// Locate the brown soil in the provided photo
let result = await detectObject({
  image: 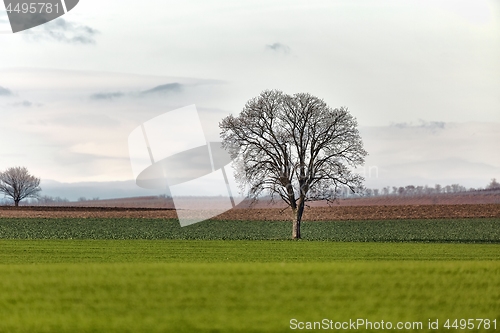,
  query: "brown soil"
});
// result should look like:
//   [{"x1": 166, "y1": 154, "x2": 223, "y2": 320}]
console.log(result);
[
  {"x1": 0, "y1": 206, "x2": 178, "y2": 219},
  {"x1": 1, "y1": 204, "x2": 499, "y2": 220},
  {"x1": 218, "y1": 204, "x2": 500, "y2": 221}
]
